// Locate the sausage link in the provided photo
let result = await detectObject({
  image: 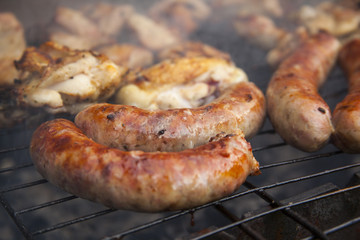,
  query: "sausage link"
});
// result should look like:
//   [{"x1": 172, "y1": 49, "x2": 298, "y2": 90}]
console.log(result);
[
  {"x1": 30, "y1": 119, "x2": 260, "y2": 212},
  {"x1": 75, "y1": 81, "x2": 265, "y2": 152},
  {"x1": 266, "y1": 32, "x2": 340, "y2": 152},
  {"x1": 332, "y1": 39, "x2": 360, "y2": 153}
]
